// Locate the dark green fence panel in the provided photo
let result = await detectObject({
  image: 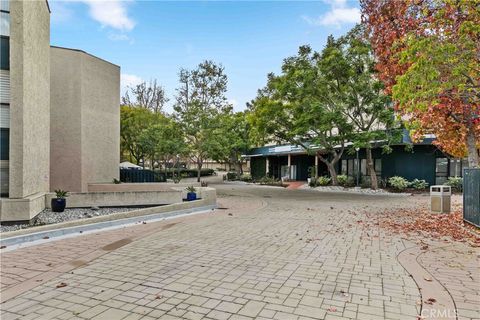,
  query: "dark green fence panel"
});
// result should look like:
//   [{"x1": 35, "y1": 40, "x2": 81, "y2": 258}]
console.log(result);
[
  {"x1": 463, "y1": 168, "x2": 480, "y2": 227},
  {"x1": 120, "y1": 169, "x2": 166, "y2": 183}
]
